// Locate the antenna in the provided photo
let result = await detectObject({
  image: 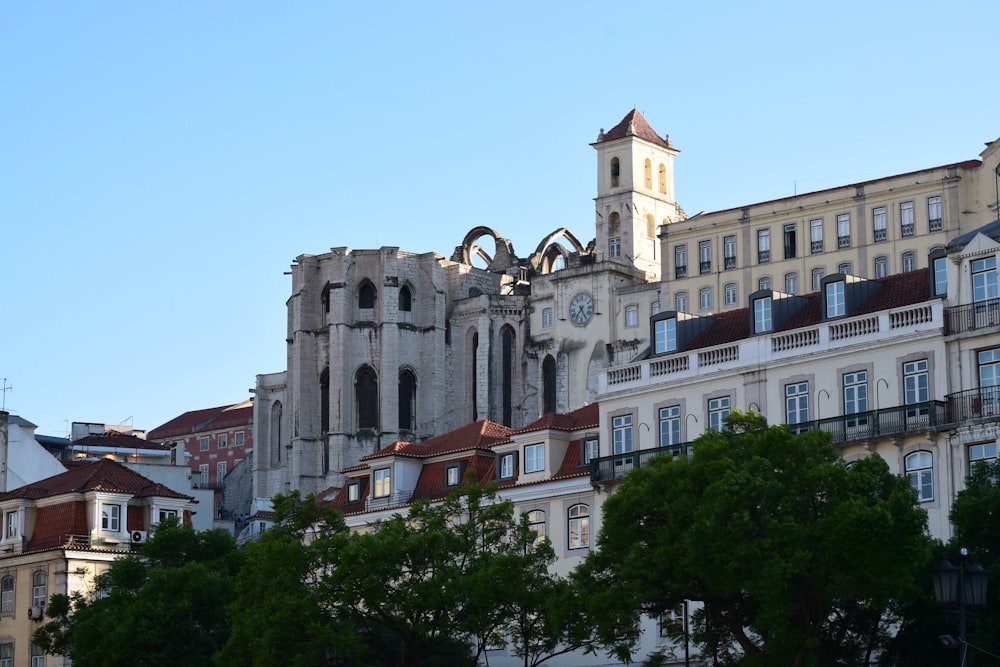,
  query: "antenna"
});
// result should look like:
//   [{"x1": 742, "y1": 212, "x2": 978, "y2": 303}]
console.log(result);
[{"x1": 1, "y1": 378, "x2": 11, "y2": 411}]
